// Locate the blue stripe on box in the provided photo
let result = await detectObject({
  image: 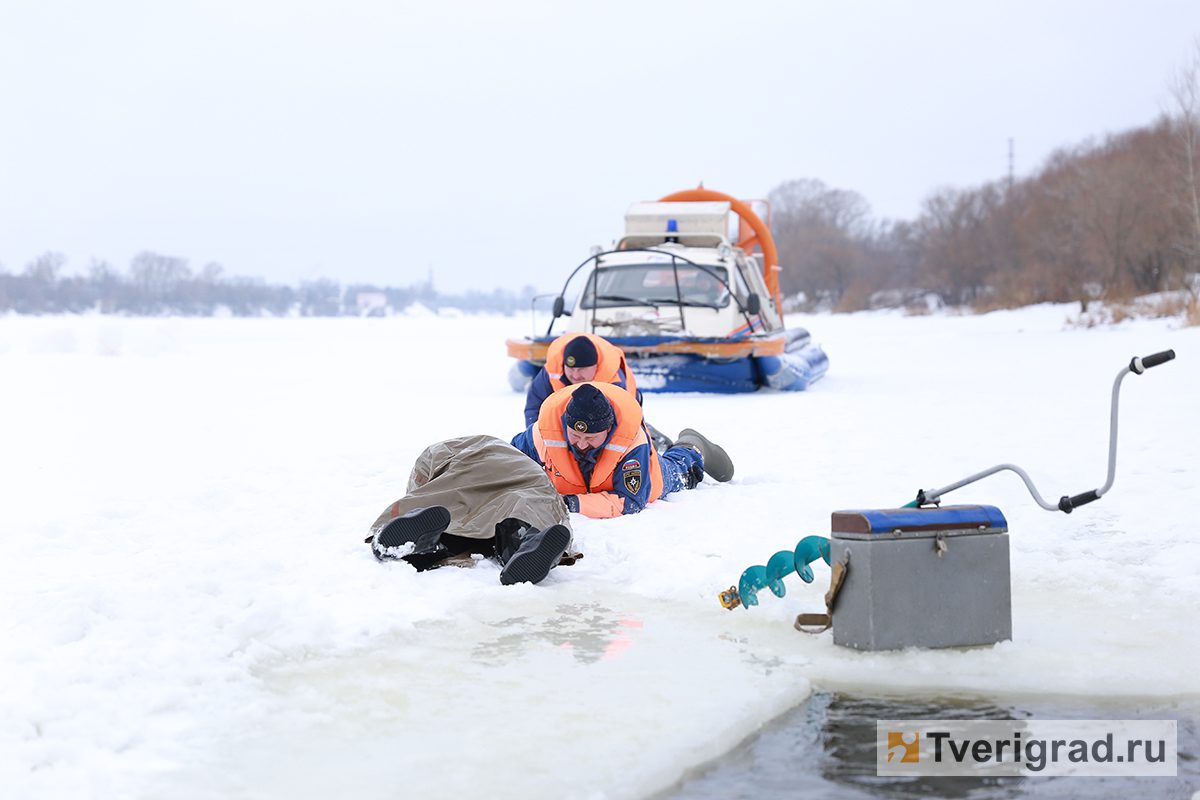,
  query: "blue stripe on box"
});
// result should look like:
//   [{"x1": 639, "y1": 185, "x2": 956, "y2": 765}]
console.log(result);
[{"x1": 834, "y1": 505, "x2": 1007, "y2": 534}]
